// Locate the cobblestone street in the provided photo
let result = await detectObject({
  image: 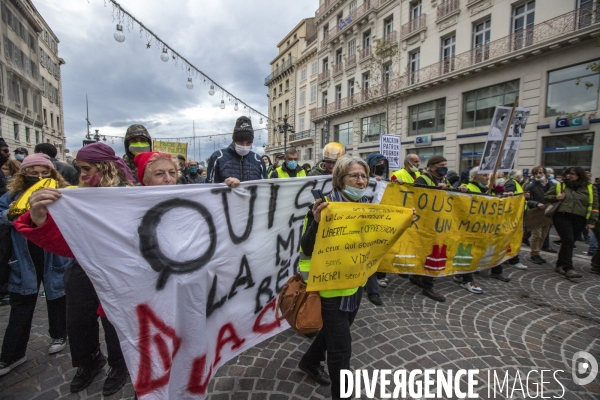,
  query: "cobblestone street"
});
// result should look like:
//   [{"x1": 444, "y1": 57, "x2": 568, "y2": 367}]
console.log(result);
[{"x1": 1, "y1": 247, "x2": 599, "y2": 400}]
